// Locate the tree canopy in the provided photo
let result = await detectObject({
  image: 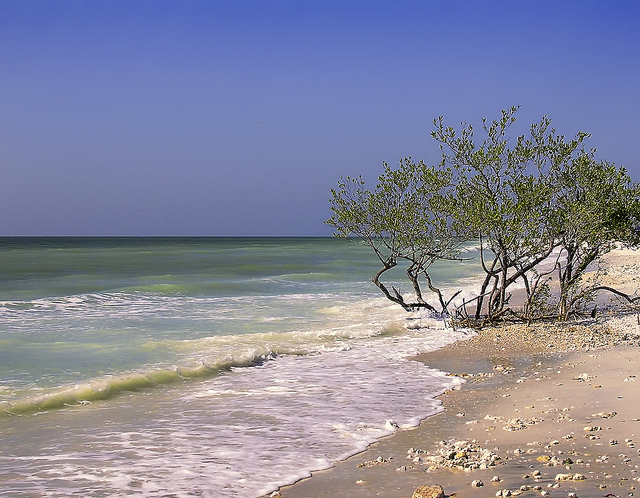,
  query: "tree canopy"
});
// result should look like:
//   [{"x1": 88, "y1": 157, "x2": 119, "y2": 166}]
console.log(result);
[
  {"x1": 327, "y1": 107, "x2": 640, "y2": 323},
  {"x1": 327, "y1": 158, "x2": 468, "y2": 312}
]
